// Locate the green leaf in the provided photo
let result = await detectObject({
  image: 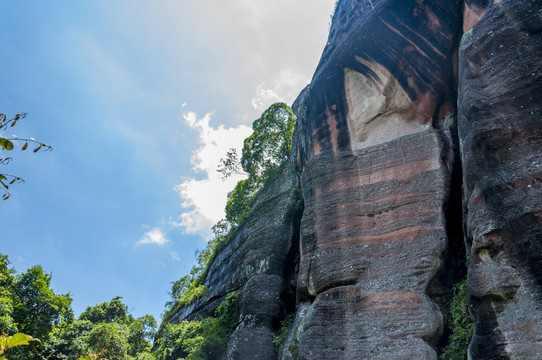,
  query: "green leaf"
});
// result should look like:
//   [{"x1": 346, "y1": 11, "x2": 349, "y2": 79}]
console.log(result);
[
  {"x1": 7, "y1": 333, "x2": 39, "y2": 348},
  {"x1": 0, "y1": 138, "x2": 14, "y2": 151}
]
